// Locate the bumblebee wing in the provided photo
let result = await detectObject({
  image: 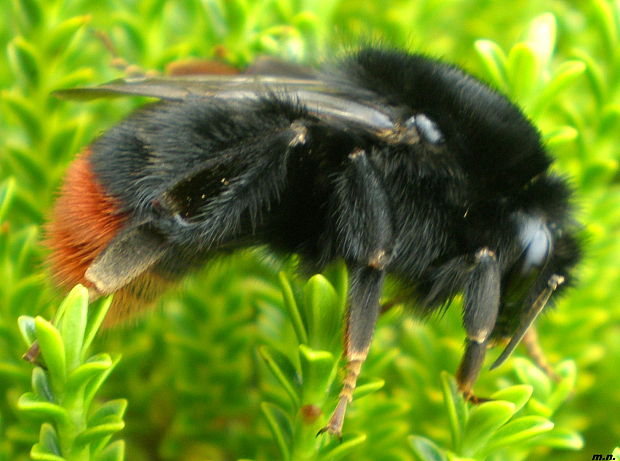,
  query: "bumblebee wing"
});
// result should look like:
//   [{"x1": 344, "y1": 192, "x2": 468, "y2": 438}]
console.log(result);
[
  {"x1": 53, "y1": 75, "x2": 328, "y2": 100},
  {"x1": 55, "y1": 75, "x2": 399, "y2": 139}
]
